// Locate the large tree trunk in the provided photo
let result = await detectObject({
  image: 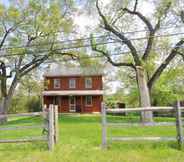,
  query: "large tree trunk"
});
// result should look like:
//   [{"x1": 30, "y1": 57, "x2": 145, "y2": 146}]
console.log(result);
[
  {"x1": 0, "y1": 77, "x2": 18, "y2": 124},
  {"x1": 136, "y1": 66, "x2": 153, "y2": 123},
  {"x1": 0, "y1": 97, "x2": 9, "y2": 124}
]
